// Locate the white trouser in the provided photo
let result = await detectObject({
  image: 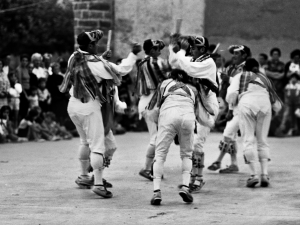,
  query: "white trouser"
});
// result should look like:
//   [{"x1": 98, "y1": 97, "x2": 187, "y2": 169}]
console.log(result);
[
  {"x1": 223, "y1": 109, "x2": 239, "y2": 141},
  {"x1": 155, "y1": 106, "x2": 195, "y2": 162},
  {"x1": 238, "y1": 96, "x2": 271, "y2": 162},
  {"x1": 104, "y1": 130, "x2": 117, "y2": 159},
  {"x1": 194, "y1": 123, "x2": 210, "y2": 153},
  {"x1": 68, "y1": 97, "x2": 105, "y2": 154}
]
